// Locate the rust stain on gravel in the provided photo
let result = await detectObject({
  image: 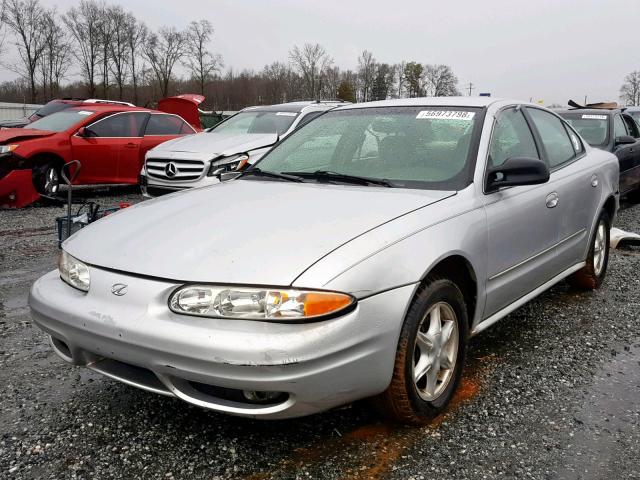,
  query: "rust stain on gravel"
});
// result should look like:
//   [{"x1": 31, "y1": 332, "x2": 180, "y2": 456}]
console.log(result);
[{"x1": 245, "y1": 359, "x2": 494, "y2": 480}]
